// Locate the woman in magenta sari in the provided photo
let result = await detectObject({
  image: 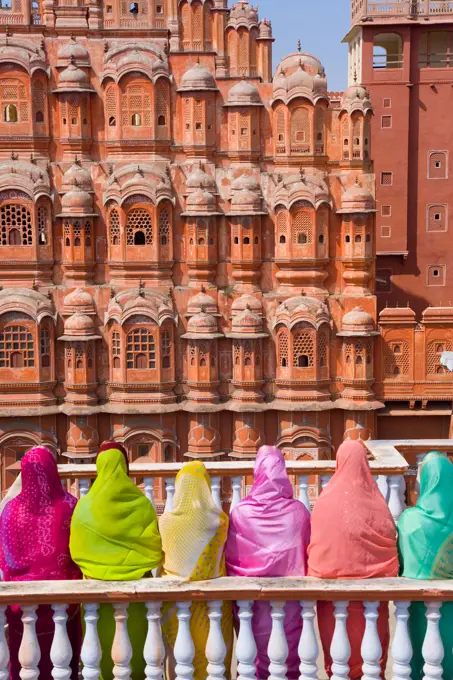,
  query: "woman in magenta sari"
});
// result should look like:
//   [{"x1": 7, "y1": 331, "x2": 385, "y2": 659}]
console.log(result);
[
  {"x1": 0, "y1": 446, "x2": 82, "y2": 680},
  {"x1": 225, "y1": 445, "x2": 311, "y2": 680}
]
